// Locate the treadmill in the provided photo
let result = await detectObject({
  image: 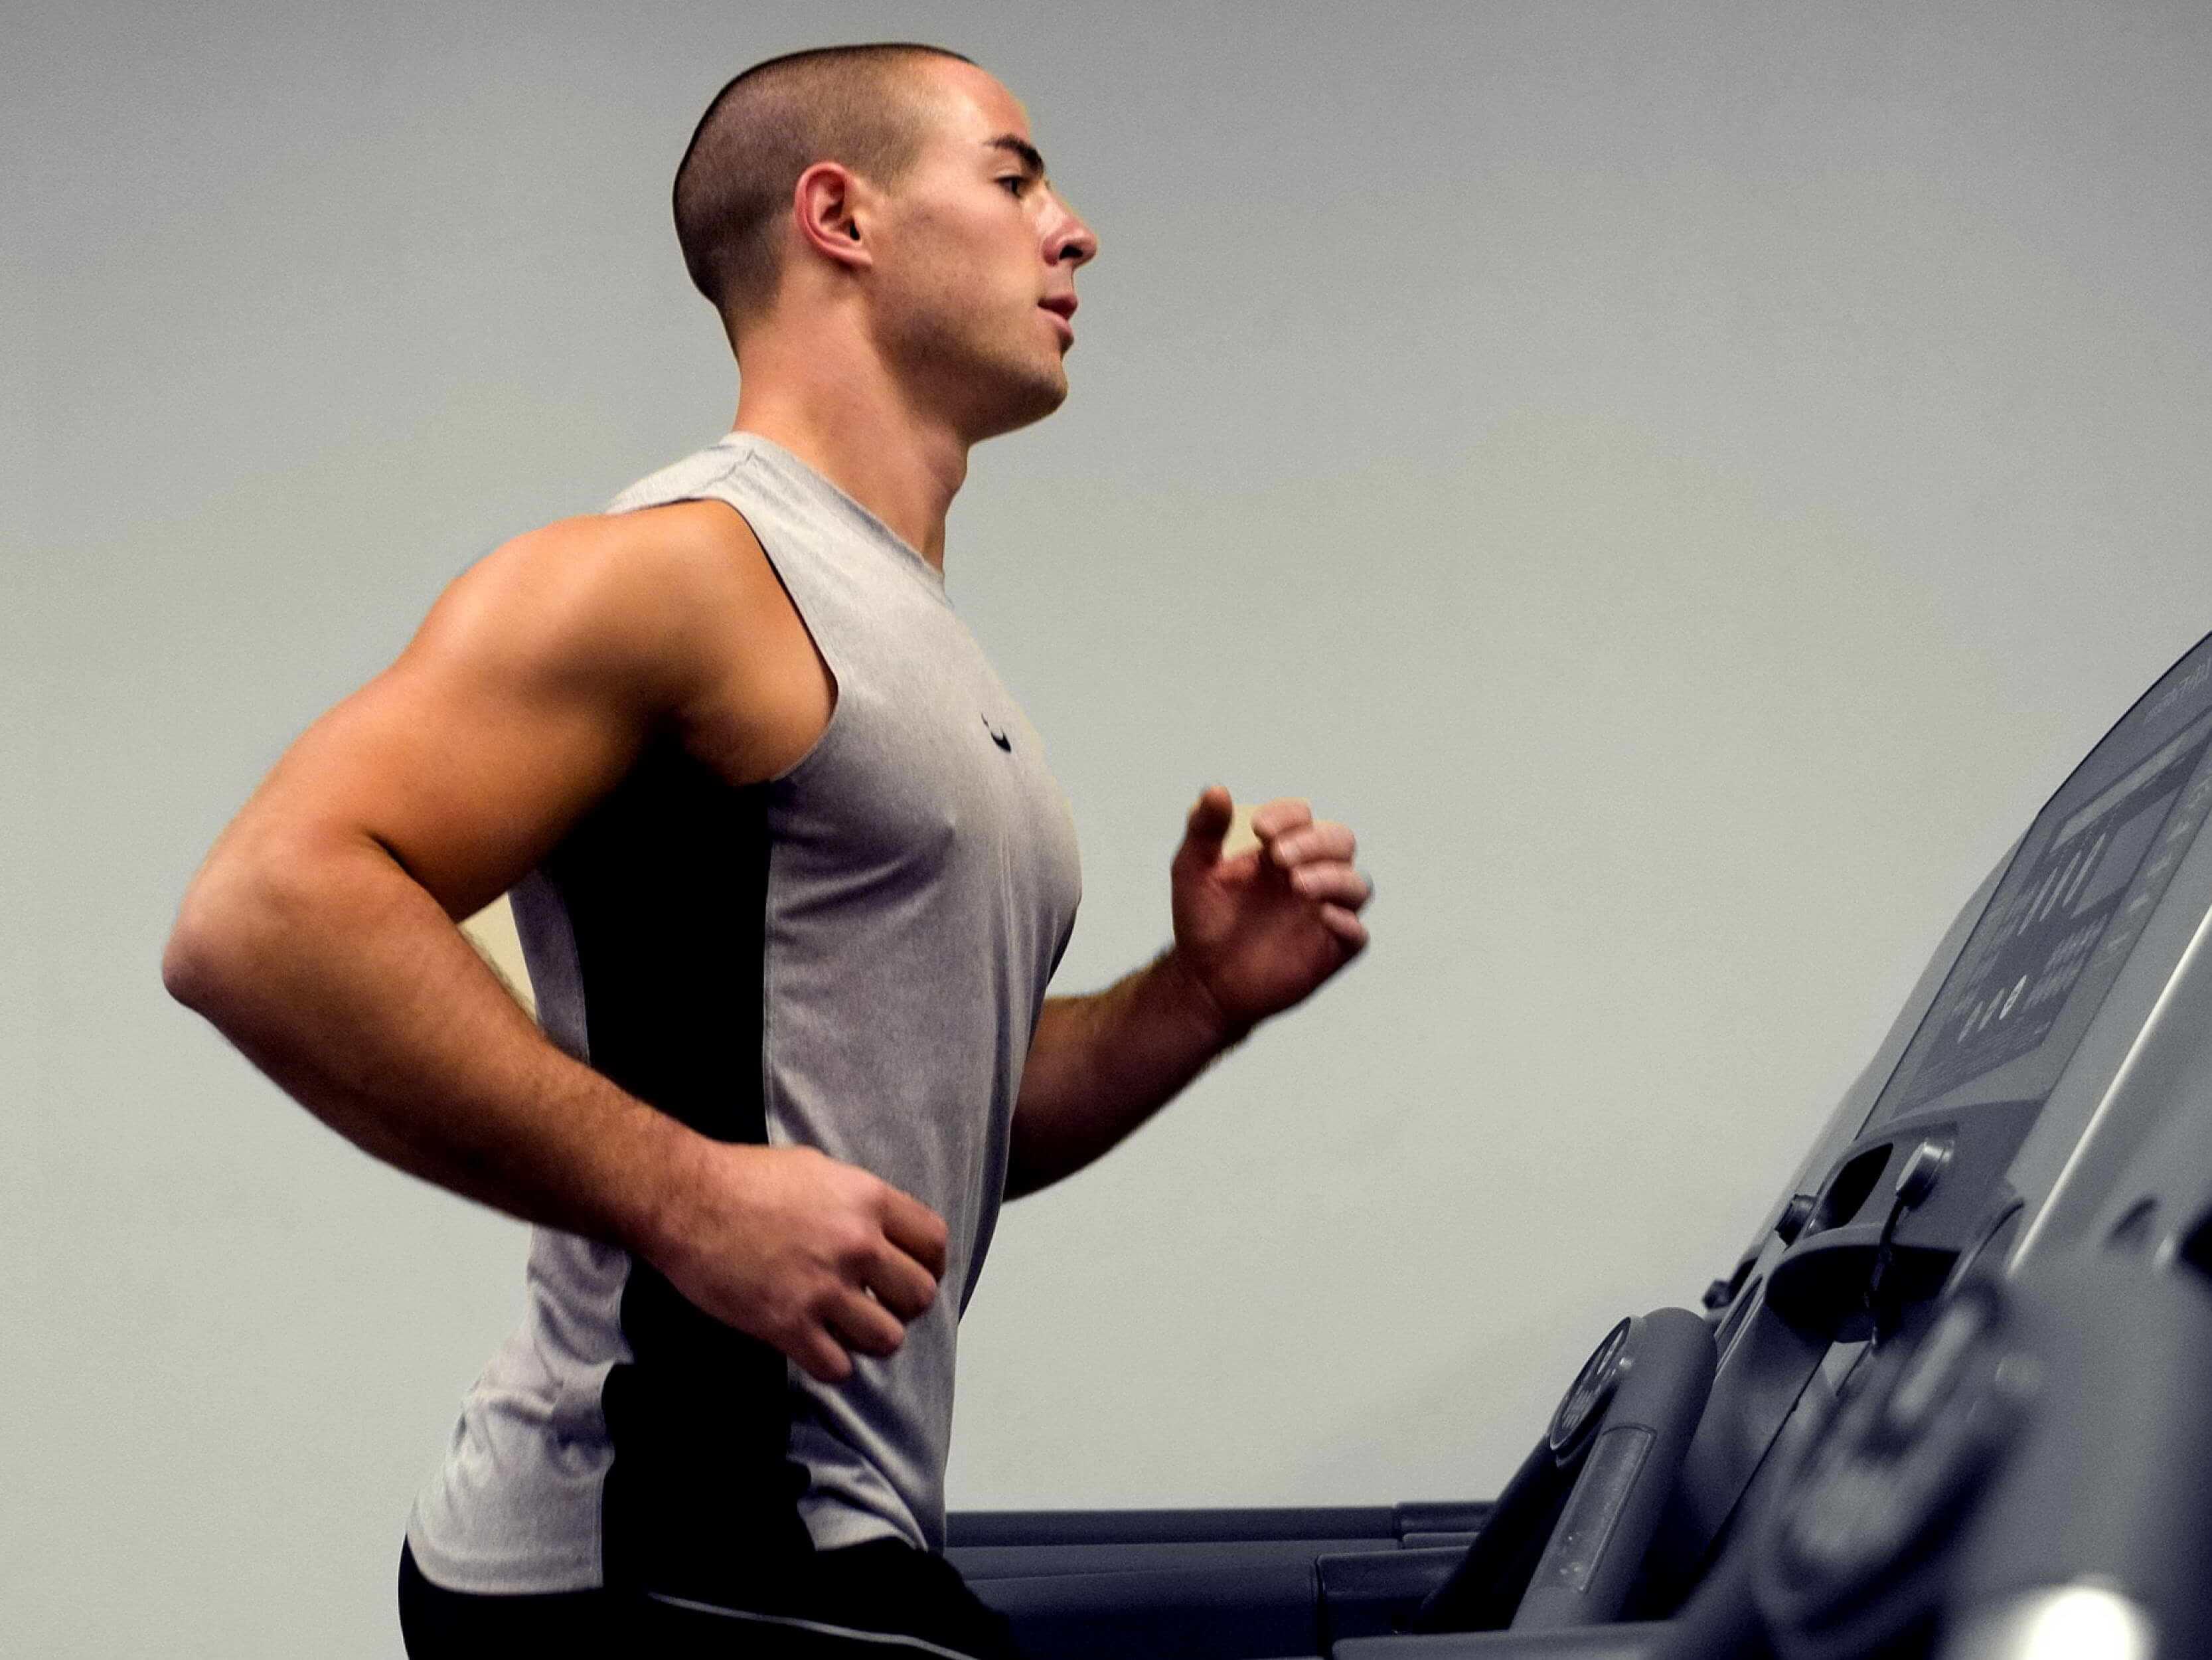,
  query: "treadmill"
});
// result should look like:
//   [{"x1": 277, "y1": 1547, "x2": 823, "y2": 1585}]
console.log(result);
[{"x1": 949, "y1": 629, "x2": 2212, "y2": 1659}]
